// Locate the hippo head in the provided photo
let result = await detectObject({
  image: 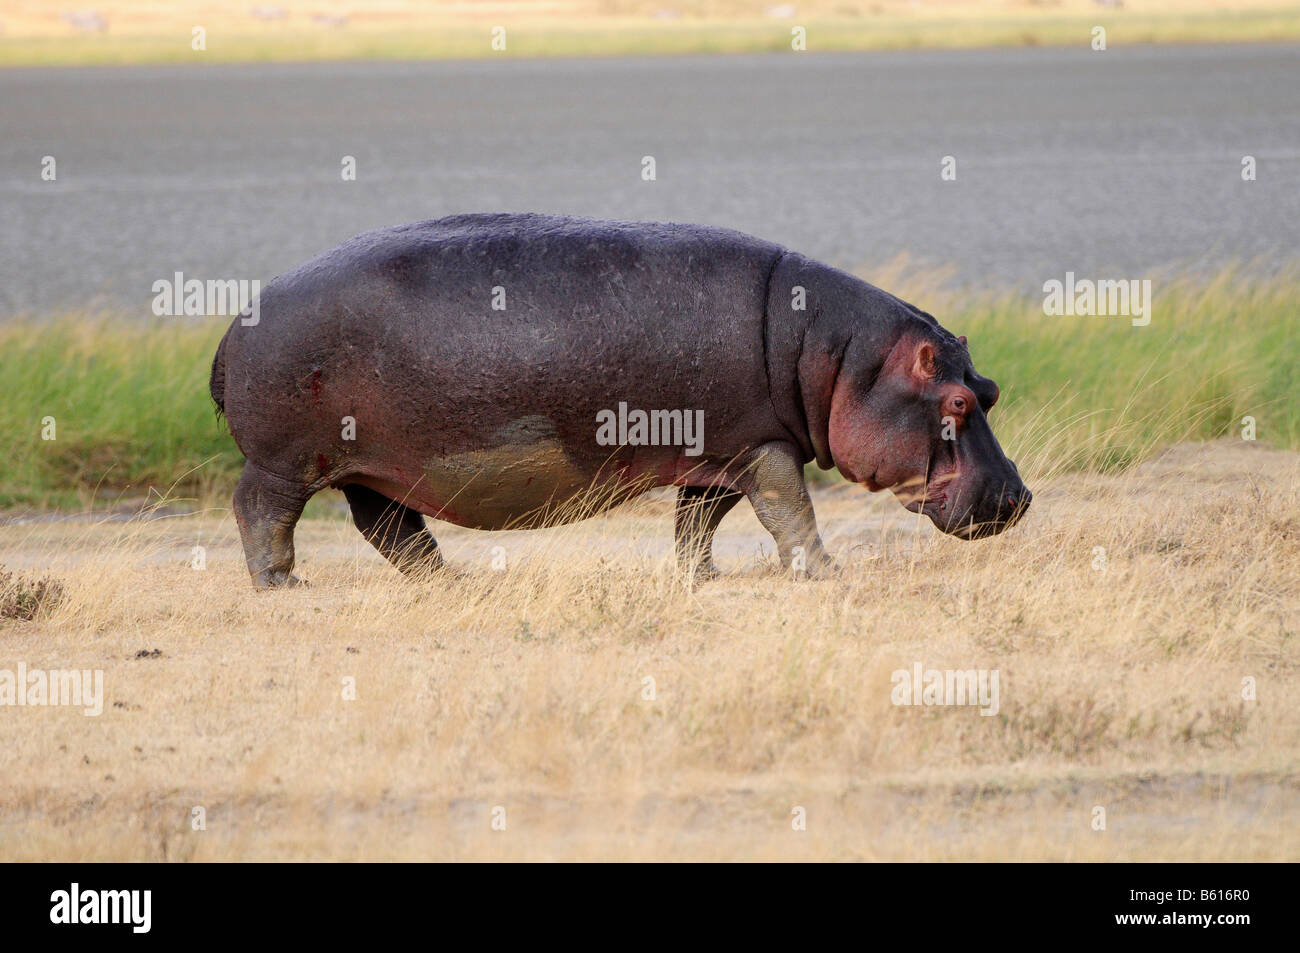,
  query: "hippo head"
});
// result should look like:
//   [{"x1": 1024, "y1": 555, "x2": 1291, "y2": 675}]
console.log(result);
[{"x1": 826, "y1": 324, "x2": 1031, "y2": 539}]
